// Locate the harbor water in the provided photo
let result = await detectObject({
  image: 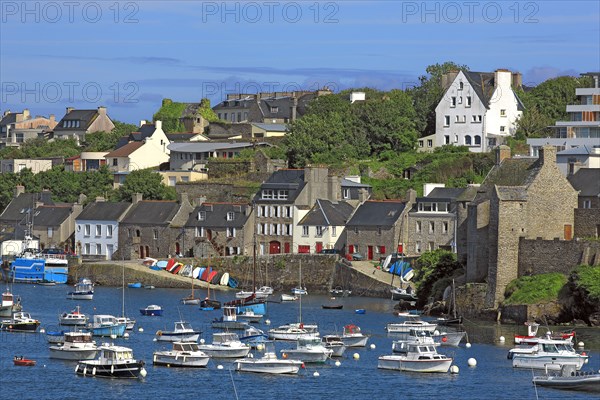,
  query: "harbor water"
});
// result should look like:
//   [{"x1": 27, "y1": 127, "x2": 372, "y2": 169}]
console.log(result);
[{"x1": 0, "y1": 283, "x2": 598, "y2": 399}]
